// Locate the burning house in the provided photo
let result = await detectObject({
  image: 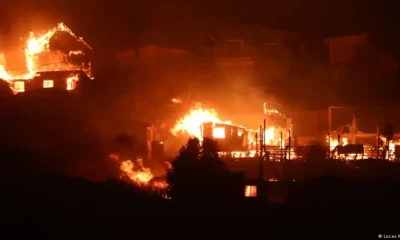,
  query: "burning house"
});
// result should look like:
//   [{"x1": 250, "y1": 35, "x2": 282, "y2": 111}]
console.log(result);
[
  {"x1": 169, "y1": 101, "x2": 294, "y2": 160},
  {"x1": 201, "y1": 122, "x2": 249, "y2": 153},
  {"x1": 11, "y1": 70, "x2": 89, "y2": 93},
  {"x1": 0, "y1": 23, "x2": 93, "y2": 94}
]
